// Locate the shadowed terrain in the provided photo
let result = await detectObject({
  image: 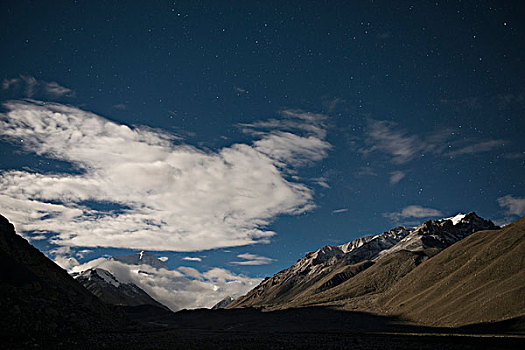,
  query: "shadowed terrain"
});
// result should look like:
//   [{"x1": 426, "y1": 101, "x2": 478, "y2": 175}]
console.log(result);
[{"x1": 1, "y1": 214, "x2": 524, "y2": 349}]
